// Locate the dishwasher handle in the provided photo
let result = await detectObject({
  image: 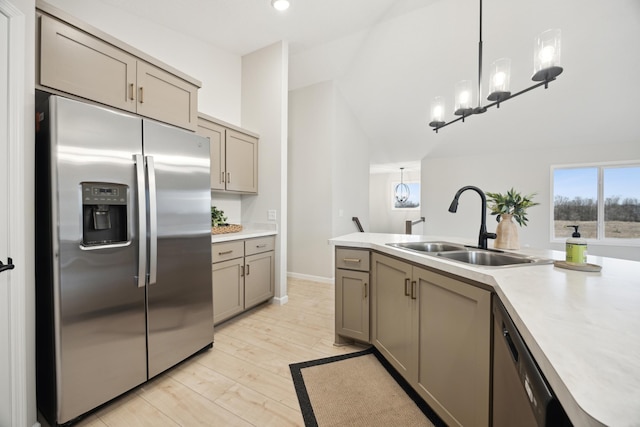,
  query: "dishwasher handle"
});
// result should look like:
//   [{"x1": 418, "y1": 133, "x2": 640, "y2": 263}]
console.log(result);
[{"x1": 502, "y1": 324, "x2": 519, "y2": 363}]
